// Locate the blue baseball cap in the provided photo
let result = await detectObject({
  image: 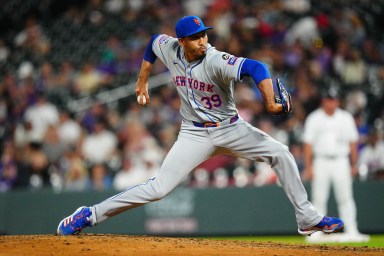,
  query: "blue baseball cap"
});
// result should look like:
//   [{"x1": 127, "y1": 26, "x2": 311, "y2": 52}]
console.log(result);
[{"x1": 175, "y1": 16, "x2": 213, "y2": 38}]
